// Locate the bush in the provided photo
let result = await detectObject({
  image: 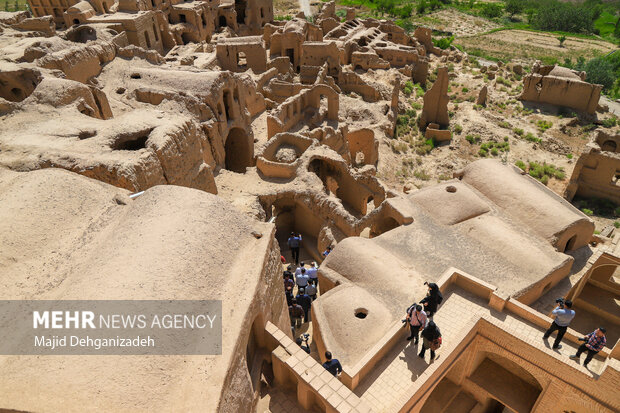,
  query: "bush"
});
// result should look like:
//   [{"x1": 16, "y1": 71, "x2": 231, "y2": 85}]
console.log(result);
[
  {"x1": 581, "y1": 208, "x2": 594, "y2": 216},
  {"x1": 453, "y1": 124, "x2": 463, "y2": 134},
  {"x1": 499, "y1": 121, "x2": 511, "y2": 129},
  {"x1": 602, "y1": 117, "x2": 618, "y2": 128},
  {"x1": 478, "y1": 148, "x2": 488, "y2": 157},
  {"x1": 515, "y1": 160, "x2": 526, "y2": 171},
  {"x1": 584, "y1": 57, "x2": 616, "y2": 91},
  {"x1": 513, "y1": 127, "x2": 524, "y2": 136},
  {"x1": 417, "y1": 0, "x2": 427, "y2": 14},
  {"x1": 433, "y1": 36, "x2": 455, "y2": 50},
  {"x1": 524, "y1": 132, "x2": 541, "y2": 143},
  {"x1": 531, "y1": 1, "x2": 596, "y2": 33},
  {"x1": 480, "y1": 3, "x2": 503, "y2": 18},
  {"x1": 403, "y1": 80, "x2": 414, "y2": 95},
  {"x1": 505, "y1": 0, "x2": 524, "y2": 18},
  {"x1": 536, "y1": 120, "x2": 553, "y2": 132},
  {"x1": 615, "y1": 221, "x2": 620, "y2": 229}
]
